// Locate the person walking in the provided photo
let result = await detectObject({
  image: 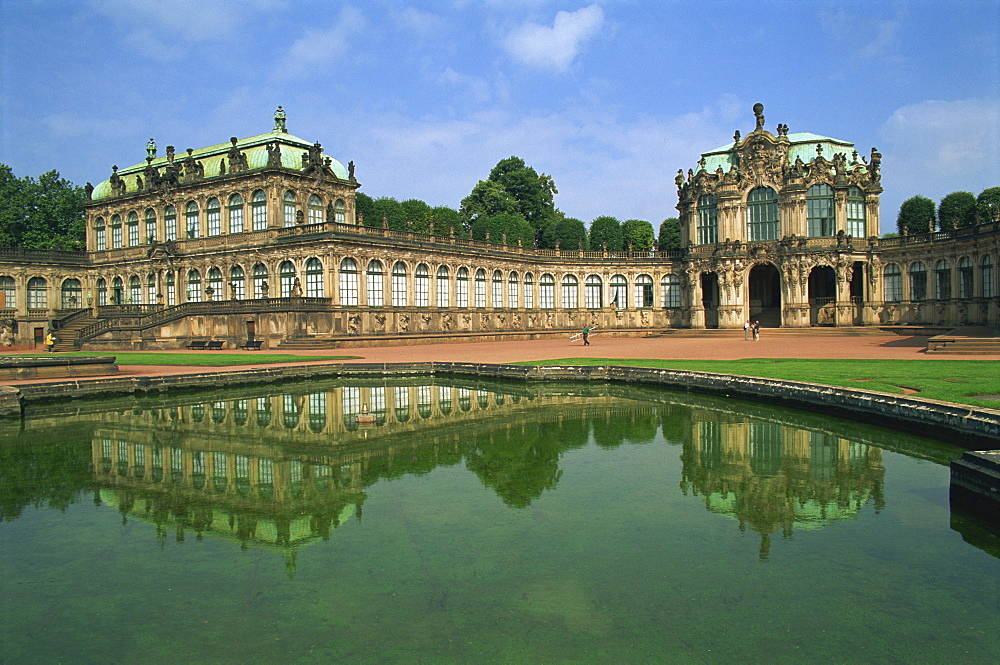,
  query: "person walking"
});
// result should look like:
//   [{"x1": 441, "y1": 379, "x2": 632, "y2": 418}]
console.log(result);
[
  {"x1": 45, "y1": 331, "x2": 56, "y2": 352},
  {"x1": 582, "y1": 326, "x2": 591, "y2": 346},
  {"x1": 744, "y1": 320, "x2": 750, "y2": 340},
  {"x1": 752, "y1": 321, "x2": 760, "y2": 341}
]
